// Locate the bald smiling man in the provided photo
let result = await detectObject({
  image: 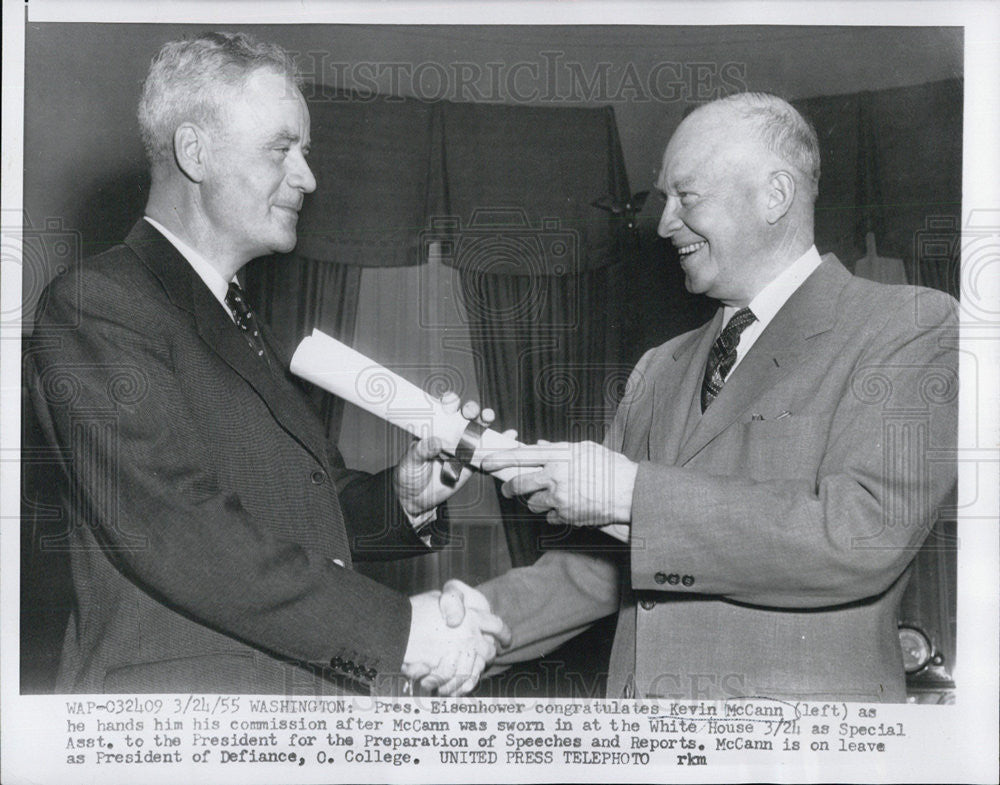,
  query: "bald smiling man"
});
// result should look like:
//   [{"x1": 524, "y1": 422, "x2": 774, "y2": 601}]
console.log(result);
[{"x1": 465, "y1": 93, "x2": 958, "y2": 703}]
